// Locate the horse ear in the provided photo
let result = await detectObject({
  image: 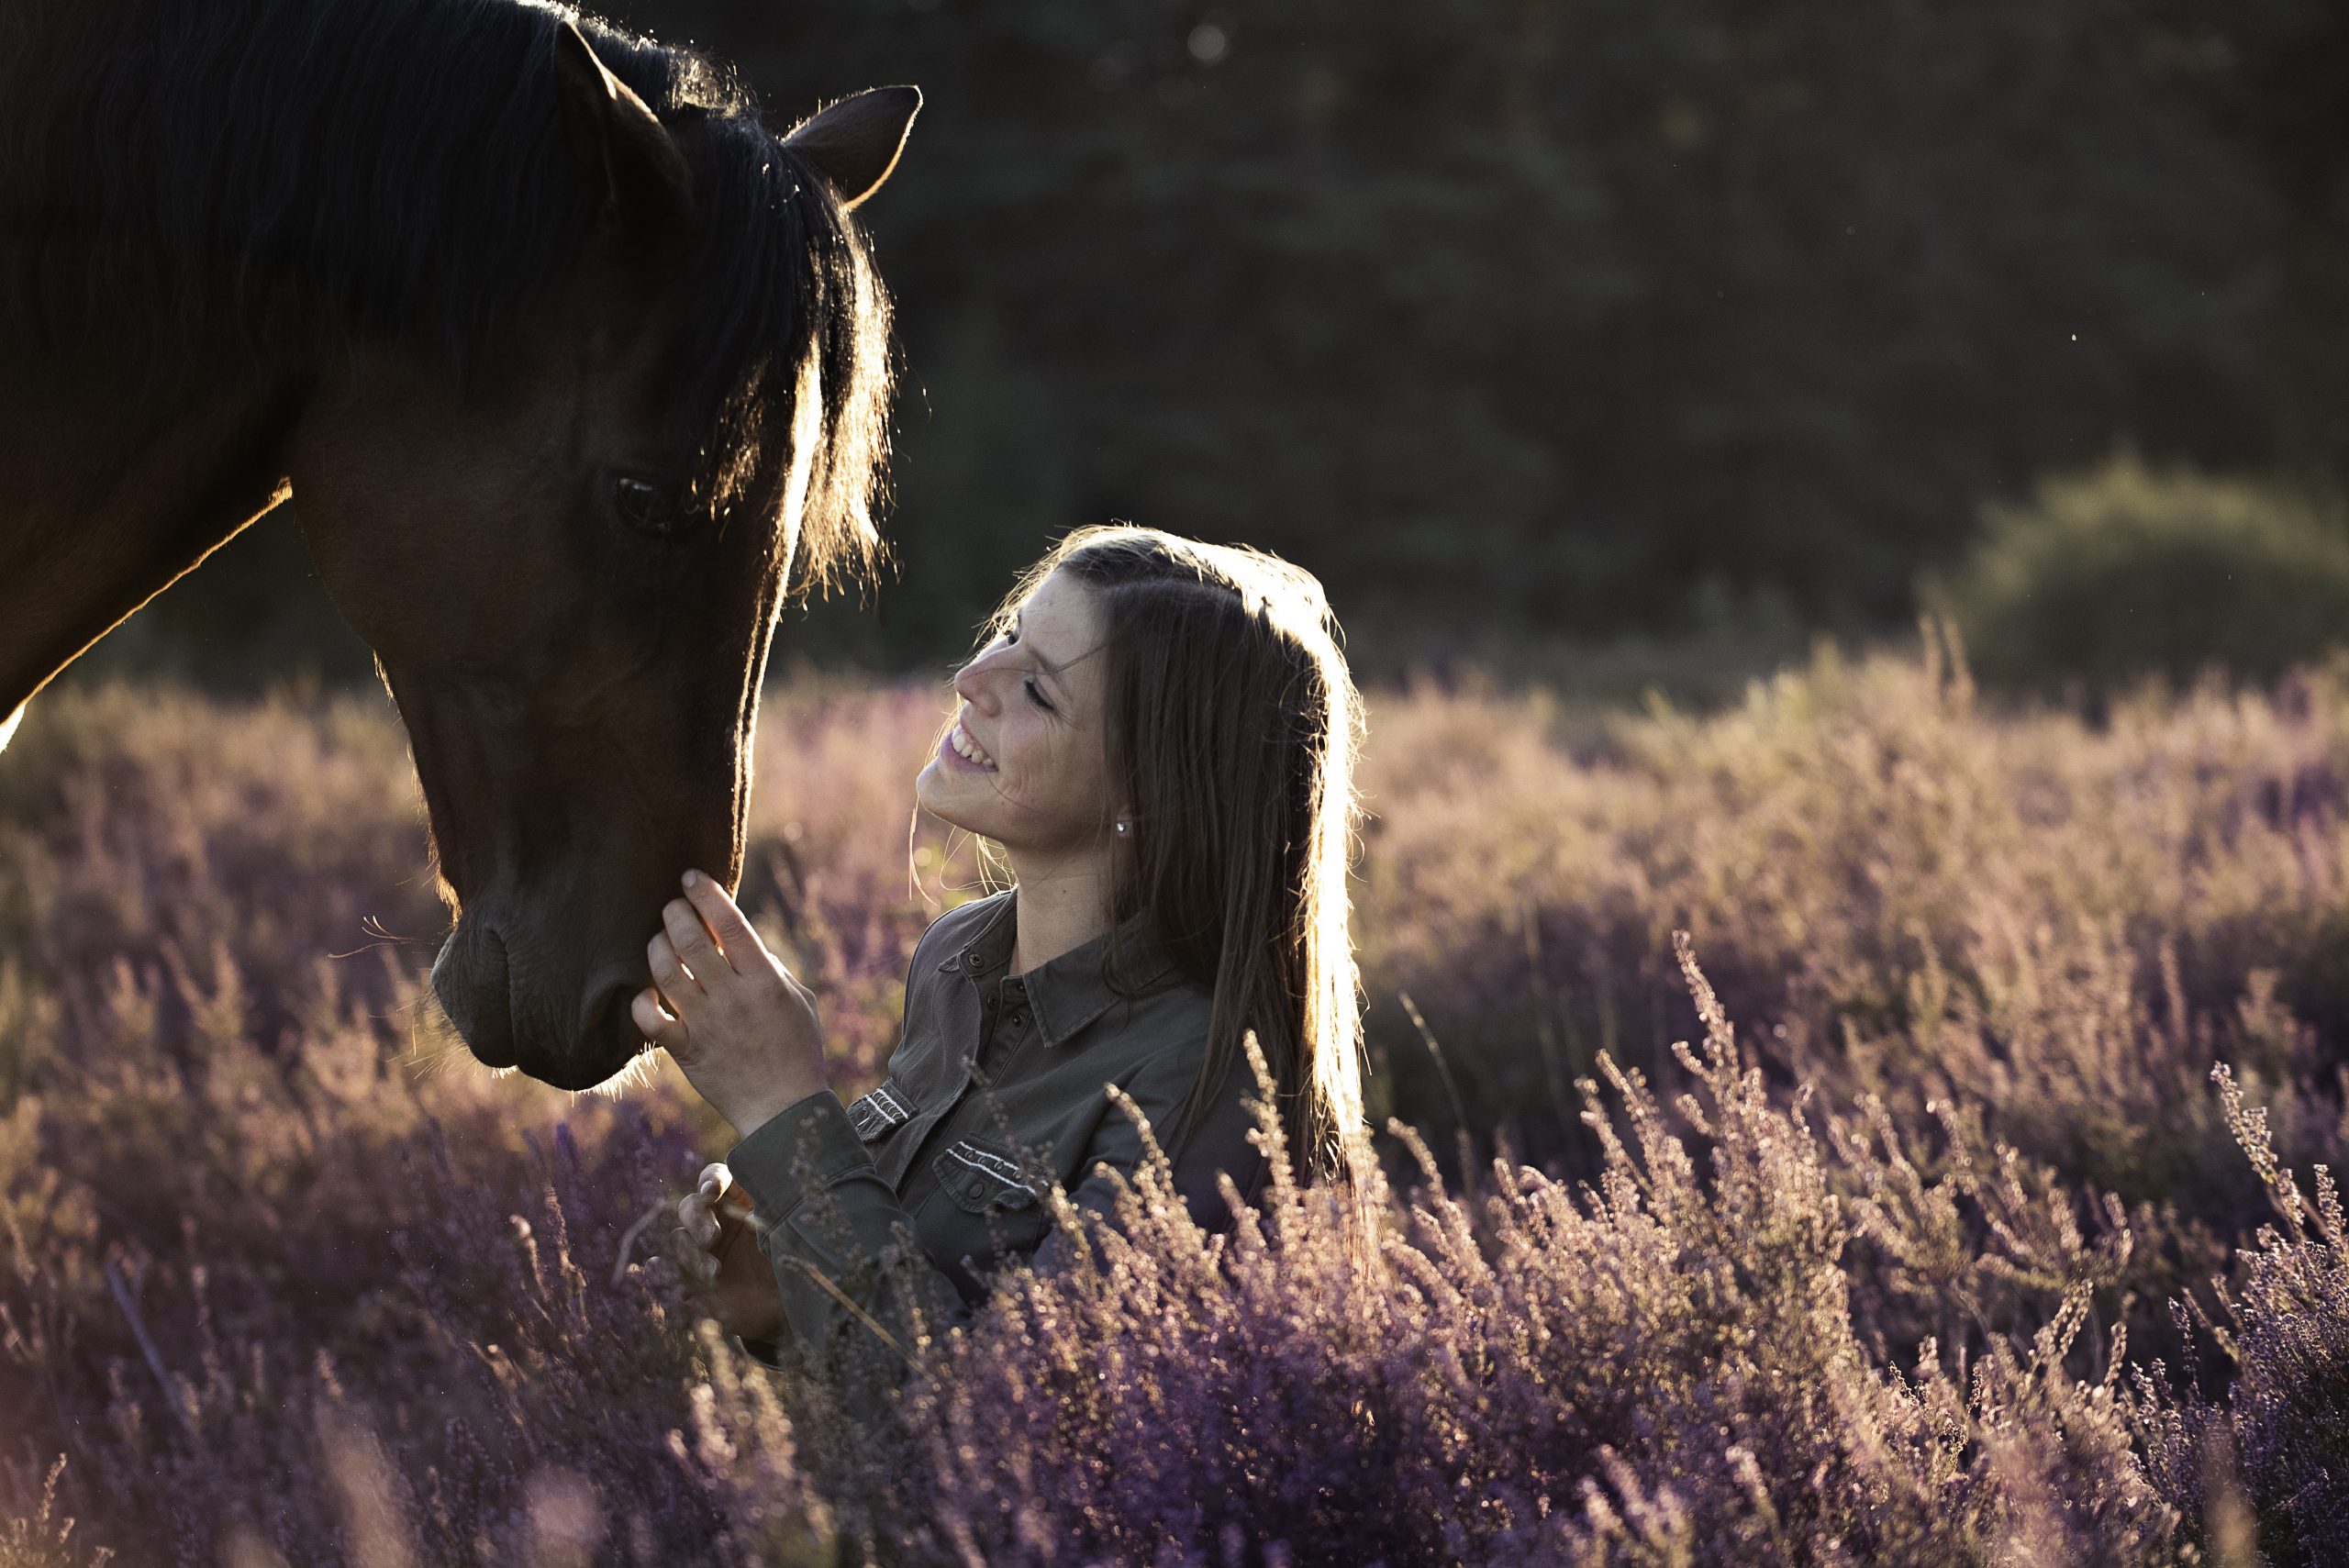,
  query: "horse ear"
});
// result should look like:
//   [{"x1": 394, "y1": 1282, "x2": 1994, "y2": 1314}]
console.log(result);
[
  {"x1": 781, "y1": 86, "x2": 922, "y2": 211},
  {"x1": 551, "y1": 20, "x2": 694, "y2": 241}
]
